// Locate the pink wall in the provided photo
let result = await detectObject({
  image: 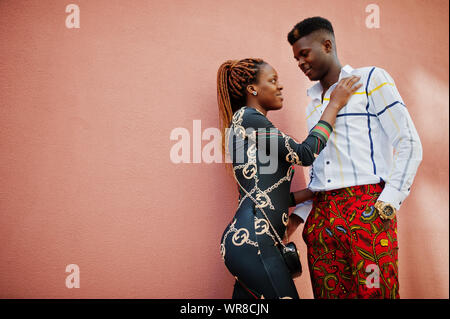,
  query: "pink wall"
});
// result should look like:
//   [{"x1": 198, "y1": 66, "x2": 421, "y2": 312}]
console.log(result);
[{"x1": 0, "y1": 0, "x2": 448, "y2": 298}]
